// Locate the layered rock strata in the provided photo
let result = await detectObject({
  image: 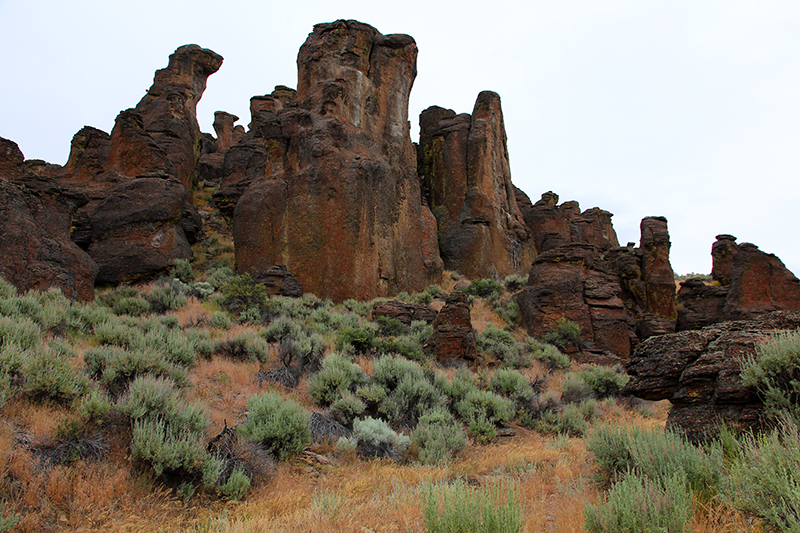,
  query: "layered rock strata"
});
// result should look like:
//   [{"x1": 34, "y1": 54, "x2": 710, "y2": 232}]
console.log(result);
[
  {"x1": 418, "y1": 94, "x2": 534, "y2": 280},
  {"x1": 516, "y1": 216, "x2": 677, "y2": 360},
  {"x1": 423, "y1": 292, "x2": 479, "y2": 364},
  {"x1": 624, "y1": 311, "x2": 800, "y2": 442}
]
